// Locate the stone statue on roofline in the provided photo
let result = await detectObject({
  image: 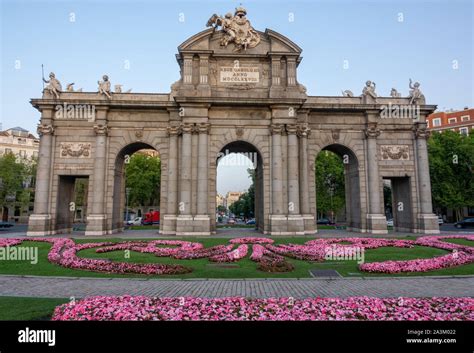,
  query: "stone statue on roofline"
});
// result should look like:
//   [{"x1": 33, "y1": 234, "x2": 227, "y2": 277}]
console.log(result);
[
  {"x1": 362, "y1": 80, "x2": 377, "y2": 99},
  {"x1": 98, "y1": 75, "x2": 112, "y2": 99},
  {"x1": 390, "y1": 88, "x2": 401, "y2": 97},
  {"x1": 408, "y1": 79, "x2": 425, "y2": 105},
  {"x1": 43, "y1": 72, "x2": 62, "y2": 99}
]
